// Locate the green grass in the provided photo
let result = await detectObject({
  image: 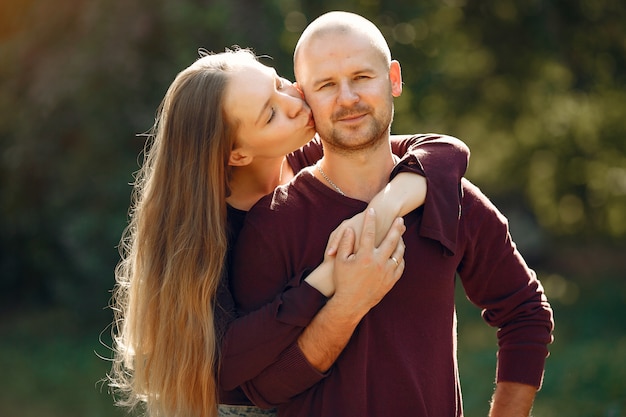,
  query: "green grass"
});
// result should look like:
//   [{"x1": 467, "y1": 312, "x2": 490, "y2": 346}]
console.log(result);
[
  {"x1": 0, "y1": 309, "x2": 128, "y2": 417},
  {"x1": 1, "y1": 271, "x2": 624, "y2": 417}
]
